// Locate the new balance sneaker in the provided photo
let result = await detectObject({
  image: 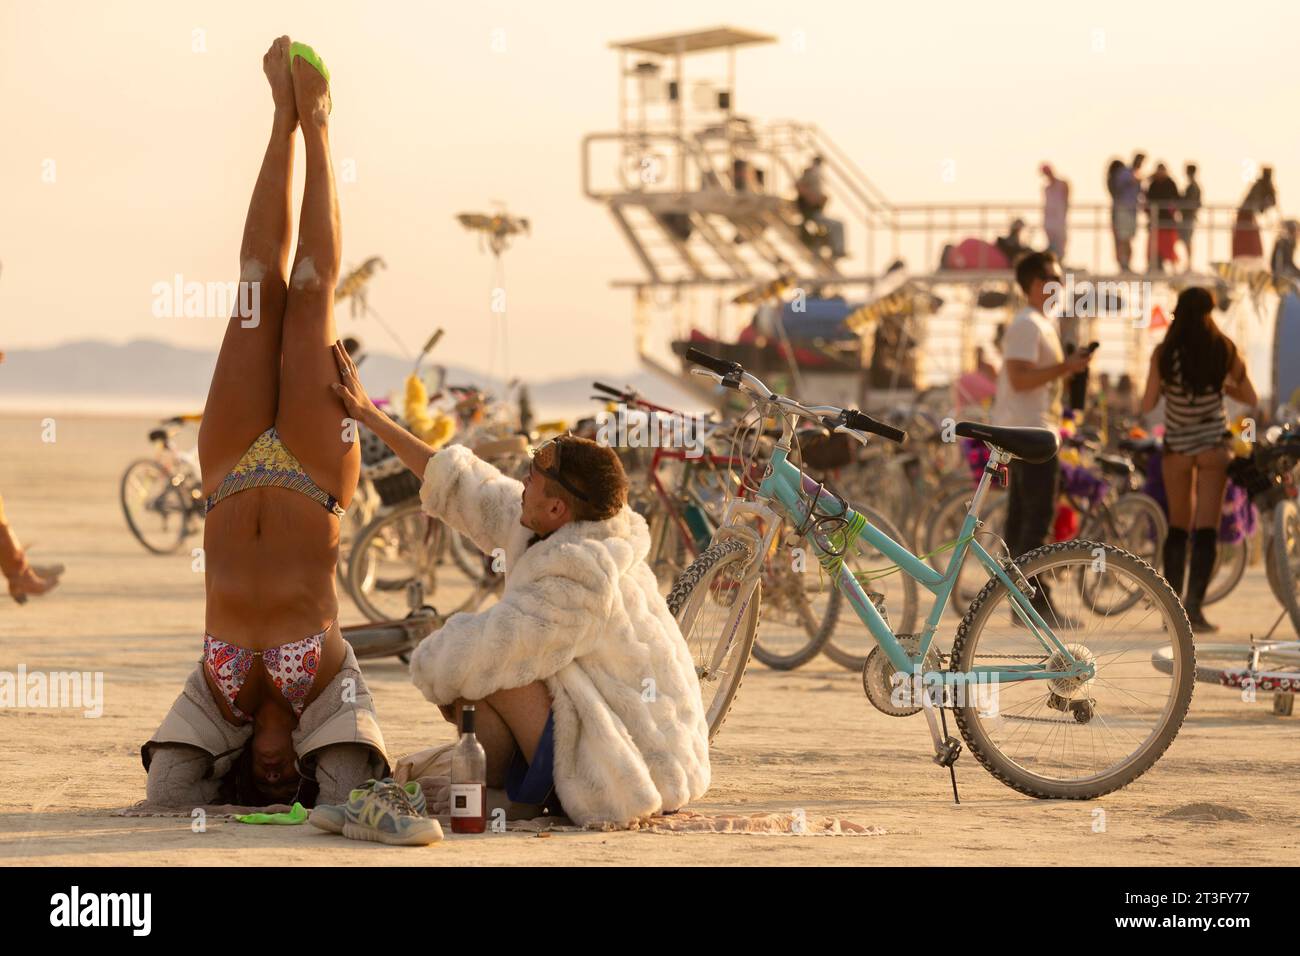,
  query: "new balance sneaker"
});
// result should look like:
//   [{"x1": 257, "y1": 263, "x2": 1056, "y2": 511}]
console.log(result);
[
  {"x1": 309, "y1": 779, "x2": 429, "y2": 835},
  {"x1": 341, "y1": 779, "x2": 442, "y2": 846}
]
